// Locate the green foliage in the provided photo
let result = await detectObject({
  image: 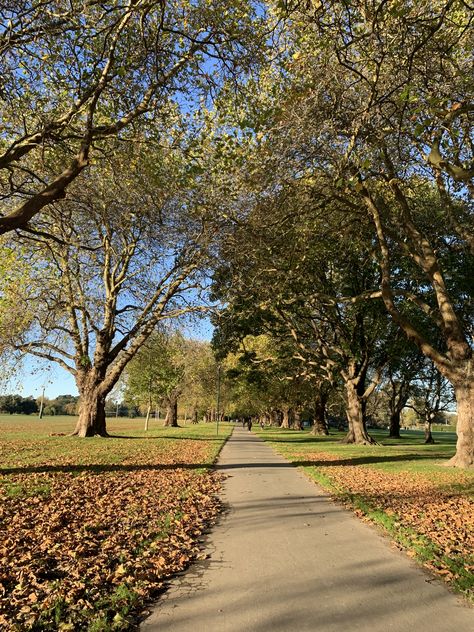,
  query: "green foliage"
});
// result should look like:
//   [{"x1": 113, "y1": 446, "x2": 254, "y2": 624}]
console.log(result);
[
  {"x1": 0, "y1": 0, "x2": 270, "y2": 233},
  {"x1": 0, "y1": 394, "x2": 38, "y2": 415}
]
